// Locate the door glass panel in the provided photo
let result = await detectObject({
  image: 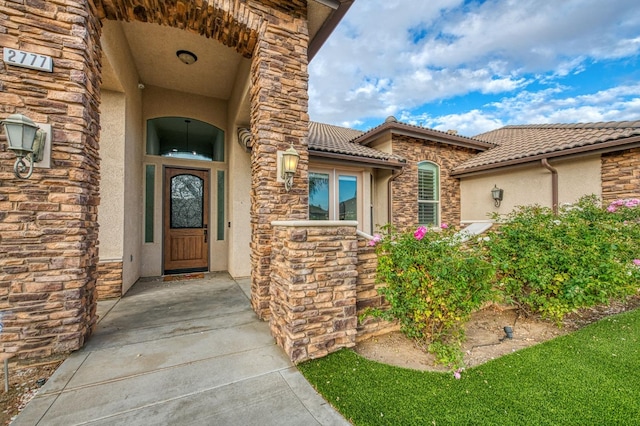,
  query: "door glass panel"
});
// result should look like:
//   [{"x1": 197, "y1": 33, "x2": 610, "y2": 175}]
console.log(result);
[
  {"x1": 338, "y1": 175, "x2": 357, "y2": 220},
  {"x1": 170, "y1": 174, "x2": 204, "y2": 228},
  {"x1": 217, "y1": 170, "x2": 225, "y2": 240},
  {"x1": 309, "y1": 172, "x2": 330, "y2": 220},
  {"x1": 144, "y1": 164, "x2": 155, "y2": 243}
]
